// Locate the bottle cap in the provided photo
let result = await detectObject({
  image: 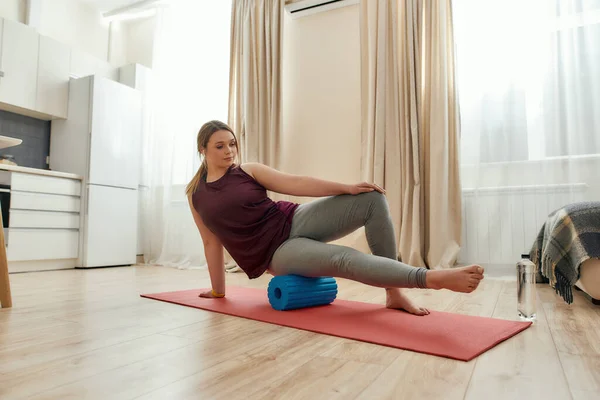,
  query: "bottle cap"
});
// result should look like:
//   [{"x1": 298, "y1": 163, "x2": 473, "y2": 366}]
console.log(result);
[{"x1": 521, "y1": 253, "x2": 530, "y2": 259}]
